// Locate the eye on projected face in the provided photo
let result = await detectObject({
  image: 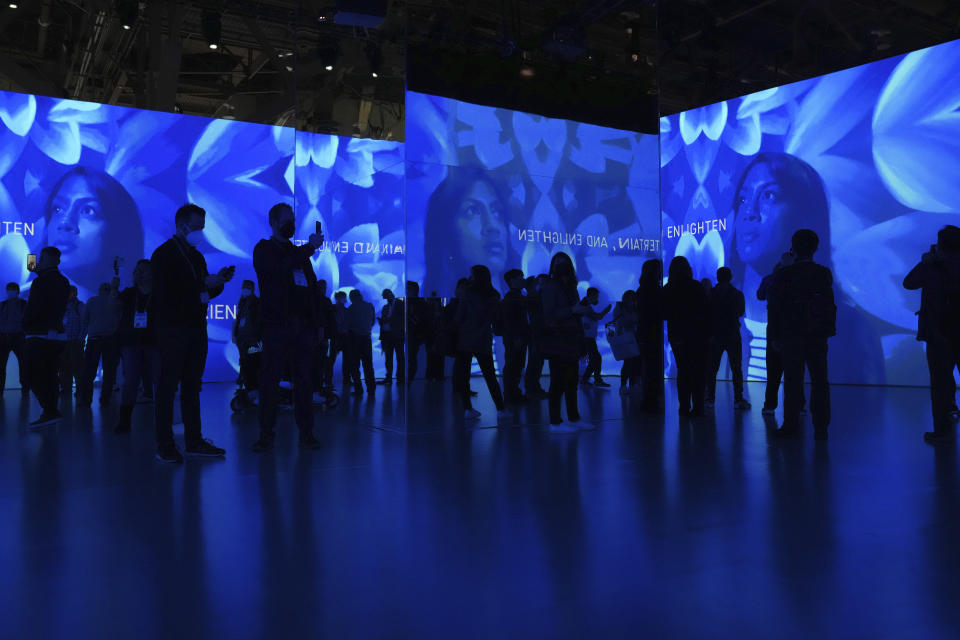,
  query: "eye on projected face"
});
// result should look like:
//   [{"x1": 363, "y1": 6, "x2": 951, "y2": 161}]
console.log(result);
[
  {"x1": 733, "y1": 162, "x2": 788, "y2": 265},
  {"x1": 47, "y1": 174, "x2": 106, "y2": 270},
  {"x1": 455, "y1": 180, "x2": 508, "y2": 272}
]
